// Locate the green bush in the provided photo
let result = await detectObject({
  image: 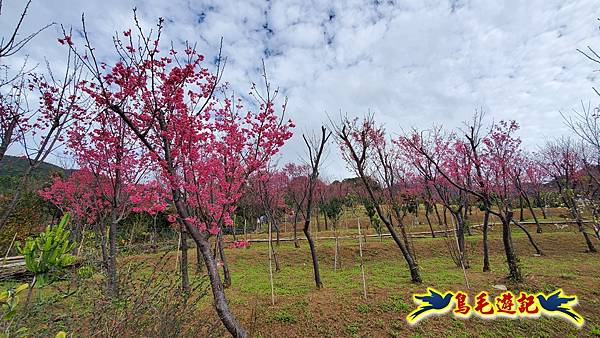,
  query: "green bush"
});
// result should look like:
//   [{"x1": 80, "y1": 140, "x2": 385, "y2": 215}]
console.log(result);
[{"x1": 16, "y1": 213, "x2": 76, "y2": 286}]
